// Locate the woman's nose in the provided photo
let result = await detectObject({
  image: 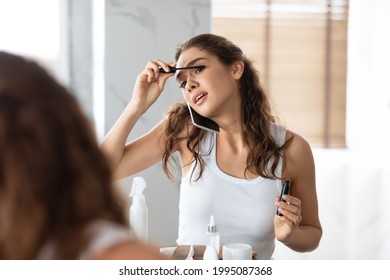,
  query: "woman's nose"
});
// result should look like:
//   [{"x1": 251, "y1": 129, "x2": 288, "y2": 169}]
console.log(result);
[{"x1": 185, "y1": 79, "x2": 198, "y2": 92}]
